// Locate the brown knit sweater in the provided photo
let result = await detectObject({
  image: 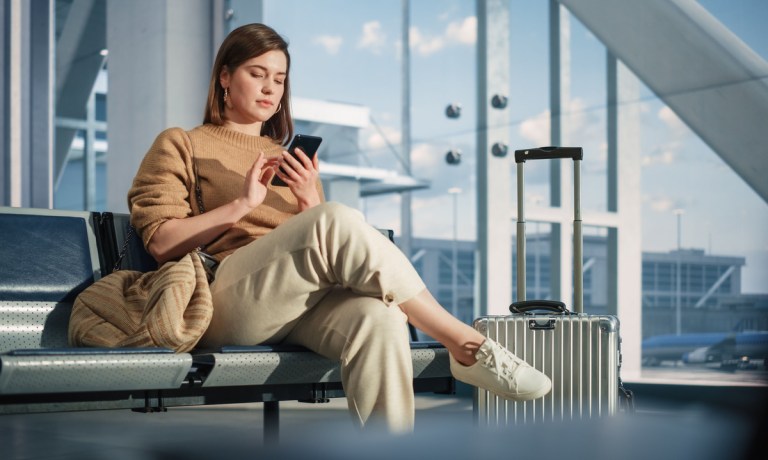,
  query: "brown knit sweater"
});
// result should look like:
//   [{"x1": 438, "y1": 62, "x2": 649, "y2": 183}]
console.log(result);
[{"x1": 127, "y1": 124, "x2": 324, "y2": 261}]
